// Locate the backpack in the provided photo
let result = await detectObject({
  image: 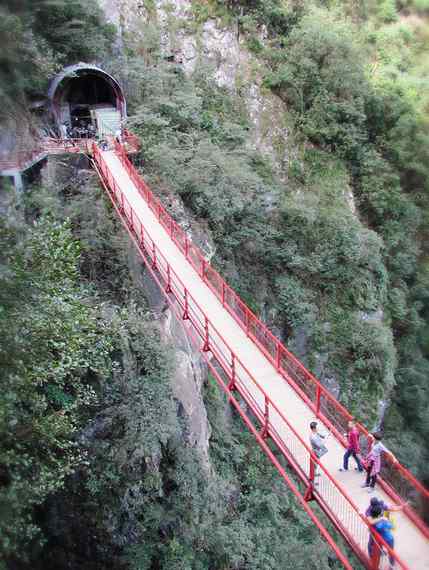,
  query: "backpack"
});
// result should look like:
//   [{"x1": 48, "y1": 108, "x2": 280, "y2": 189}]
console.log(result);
[{"x1": 374, "y1": 518, "x2": 394, "y2": 547}]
